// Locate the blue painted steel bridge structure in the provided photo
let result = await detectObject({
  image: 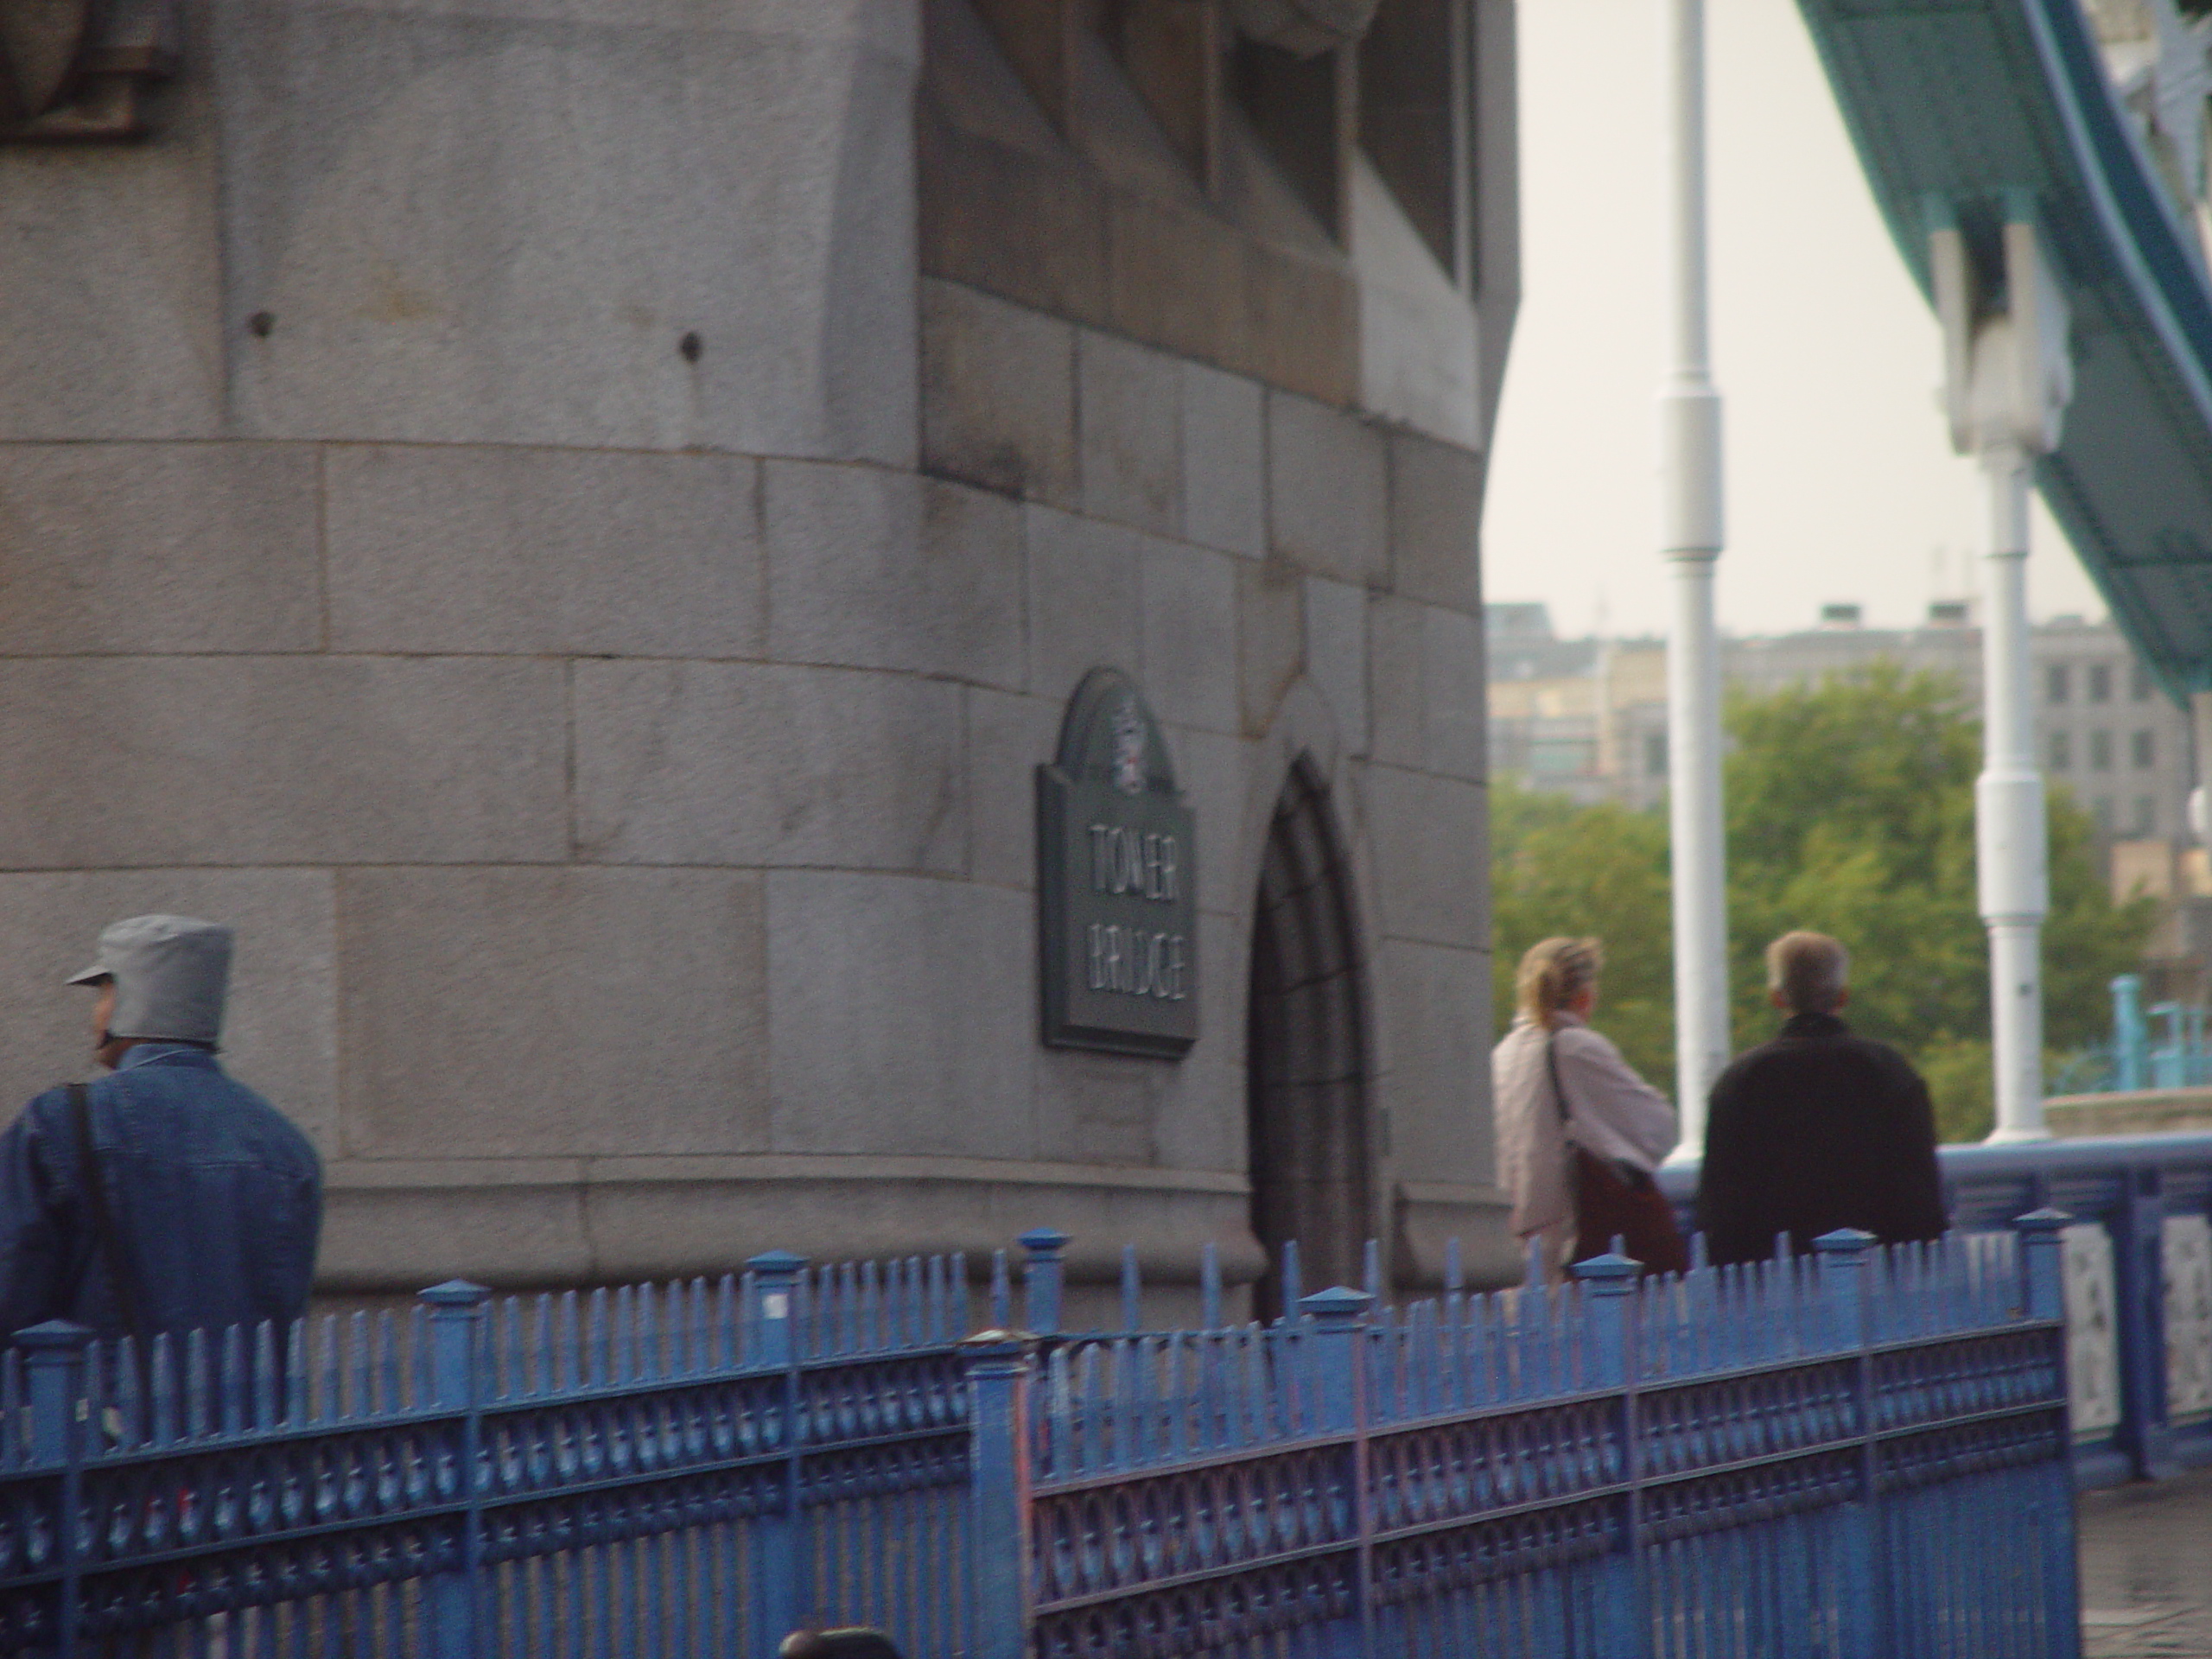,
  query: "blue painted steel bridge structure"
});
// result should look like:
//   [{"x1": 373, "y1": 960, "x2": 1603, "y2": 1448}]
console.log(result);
[{"x1": 1799, "y1": 0, "x2": 2212, "y2": 696}]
